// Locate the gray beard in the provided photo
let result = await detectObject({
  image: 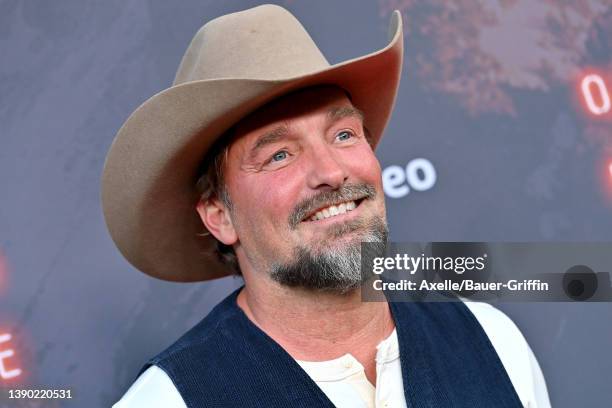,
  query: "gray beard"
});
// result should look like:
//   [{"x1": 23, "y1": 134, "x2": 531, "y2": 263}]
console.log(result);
[{"x1": 269, "y1": 216, "x2": 388, "y2": 293}]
